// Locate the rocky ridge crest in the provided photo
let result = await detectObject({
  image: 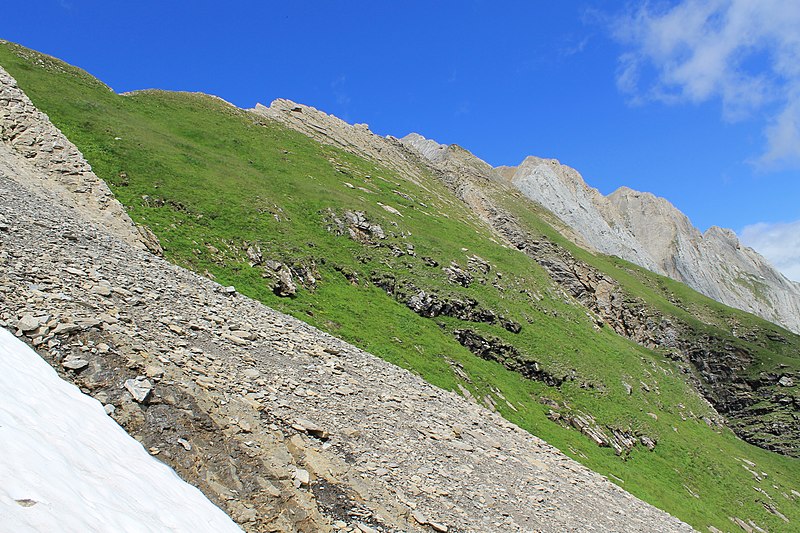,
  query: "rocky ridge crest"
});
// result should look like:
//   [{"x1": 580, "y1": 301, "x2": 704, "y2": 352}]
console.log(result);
[
  {"x1": 497, "y1": 156, "x2": 800, "y2": 334},
  {"x1": 252, "y1": 100, "x2": 431, "y2": 190},
  {"x1": 400, "y1": 135, "x2": 799, "y2": 457}
]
